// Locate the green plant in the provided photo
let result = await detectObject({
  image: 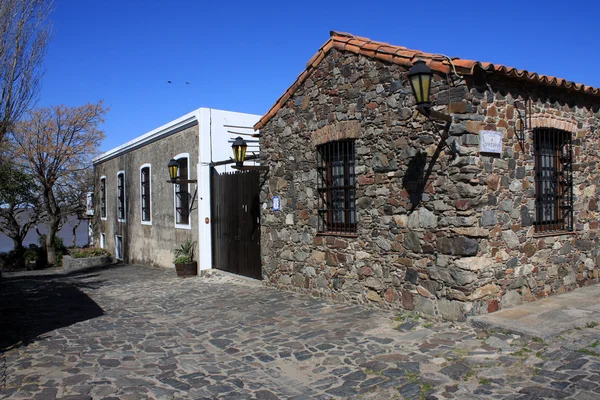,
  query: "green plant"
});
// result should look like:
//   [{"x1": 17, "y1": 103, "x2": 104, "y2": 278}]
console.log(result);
[
  {"x1": 173, "y1": 239, "x2": 196, "y2": 264},
  {"x1": 69, "y1": 247, "x2": 109, "y2": 258},
  {"x1": 510, "y1": 348, "x2": 532, "y2": 357}
]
